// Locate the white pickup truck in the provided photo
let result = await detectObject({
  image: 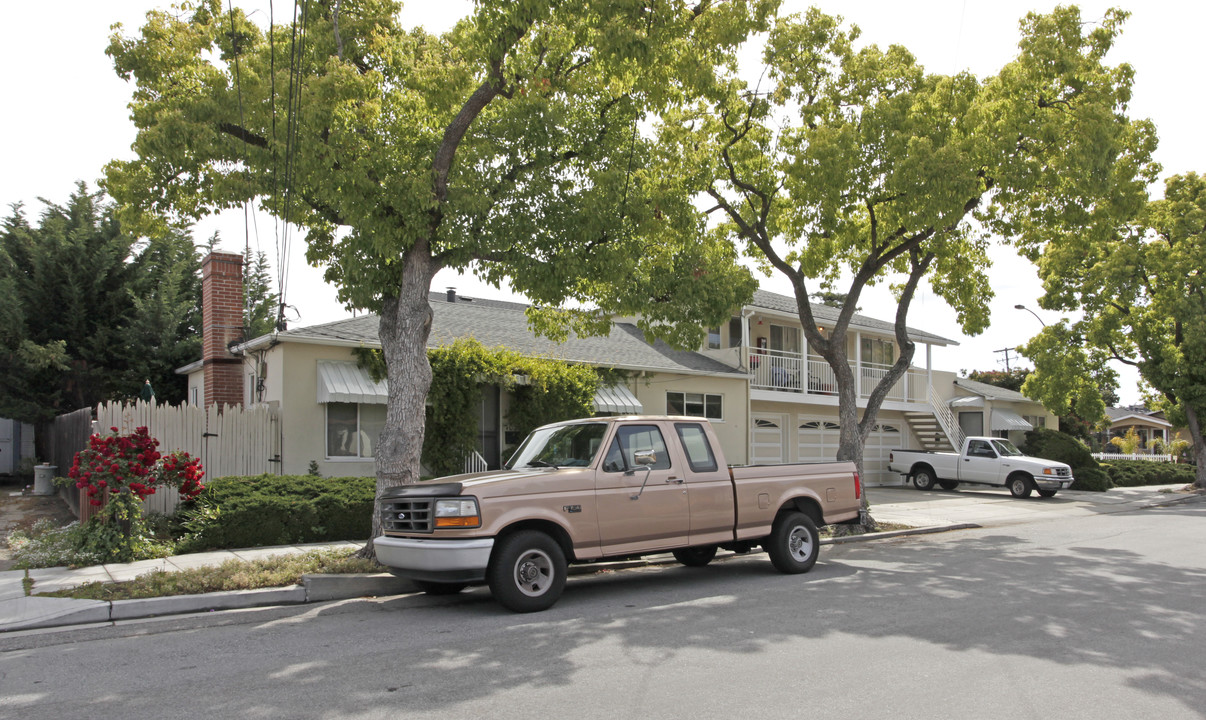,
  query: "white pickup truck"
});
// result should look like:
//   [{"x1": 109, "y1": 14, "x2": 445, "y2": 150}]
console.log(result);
[{"x1": 888, "y1": 436, "x2": 1074, "y2": 498}]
